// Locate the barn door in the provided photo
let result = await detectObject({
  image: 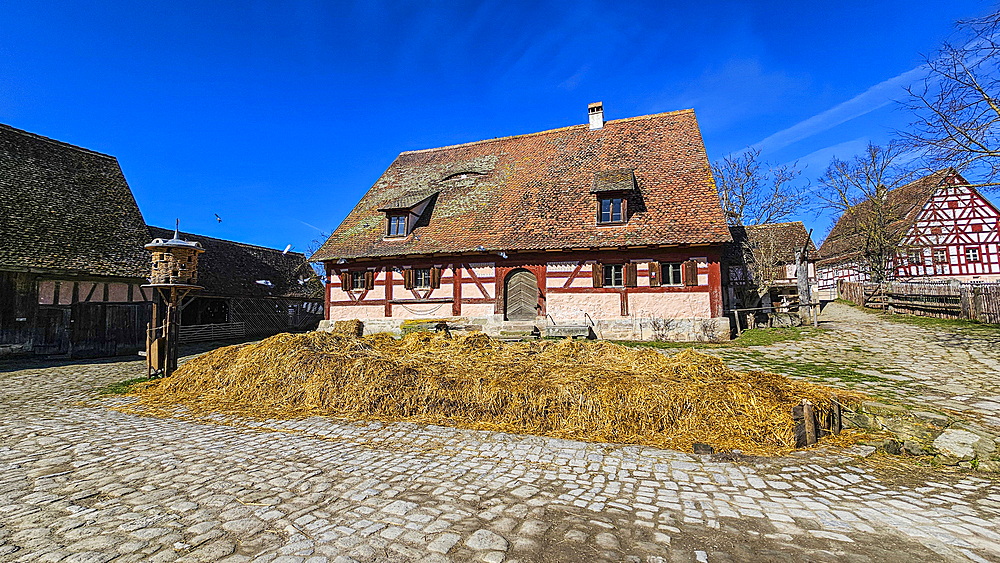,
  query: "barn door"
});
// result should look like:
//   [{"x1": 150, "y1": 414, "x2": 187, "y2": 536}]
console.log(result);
[
  {"x1": 504, "y1": 269, "x2": 539, "y2": 321},
  {"x1": 34, "y1": 306, "x2": 71, "y2": 355}
]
